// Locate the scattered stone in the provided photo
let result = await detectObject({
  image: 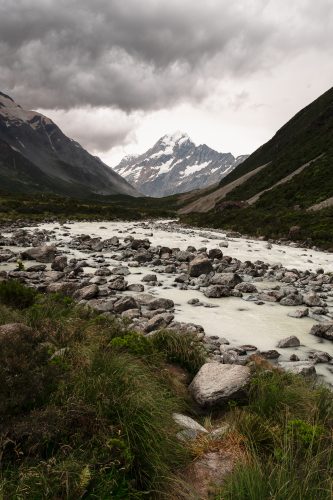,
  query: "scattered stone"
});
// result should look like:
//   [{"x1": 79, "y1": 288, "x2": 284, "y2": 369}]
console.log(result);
[
  {"x1": 310, "y1": 323, "x2": 333, "y2": 341},
  {"x1": 279, "y1": 361, "x2": 316, "y2": 376},
  {"x1": 73, "y1": 284, "x2": 99, "y2": 301},
  {"x1": 51, "y1": 255, "x2": 68, "y2": 271},
  {"x1": 146, "y1": 298, "x2": 174, "y2": 310},
  {"x1": 277, "y1": 336, "x2": 300, "y2": 348},
  {"x1": 113, "y1": 296, "x2": 138, "y2": 313},
  {"x1": 127, "y1": 283, "x2": 145, "y2": 292},
  {"x1": 189, "y1": 255, "x2": 213, "y2": 277},
  {"x1": 142, "y1": 274, "x2": 157, "y2": 282},
  {"x1": 22, "y1": 245, "x2": 57, "y2": 263},
  {"x1": 288, "y1": 308, "x2": 309, "y2": 318}
]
